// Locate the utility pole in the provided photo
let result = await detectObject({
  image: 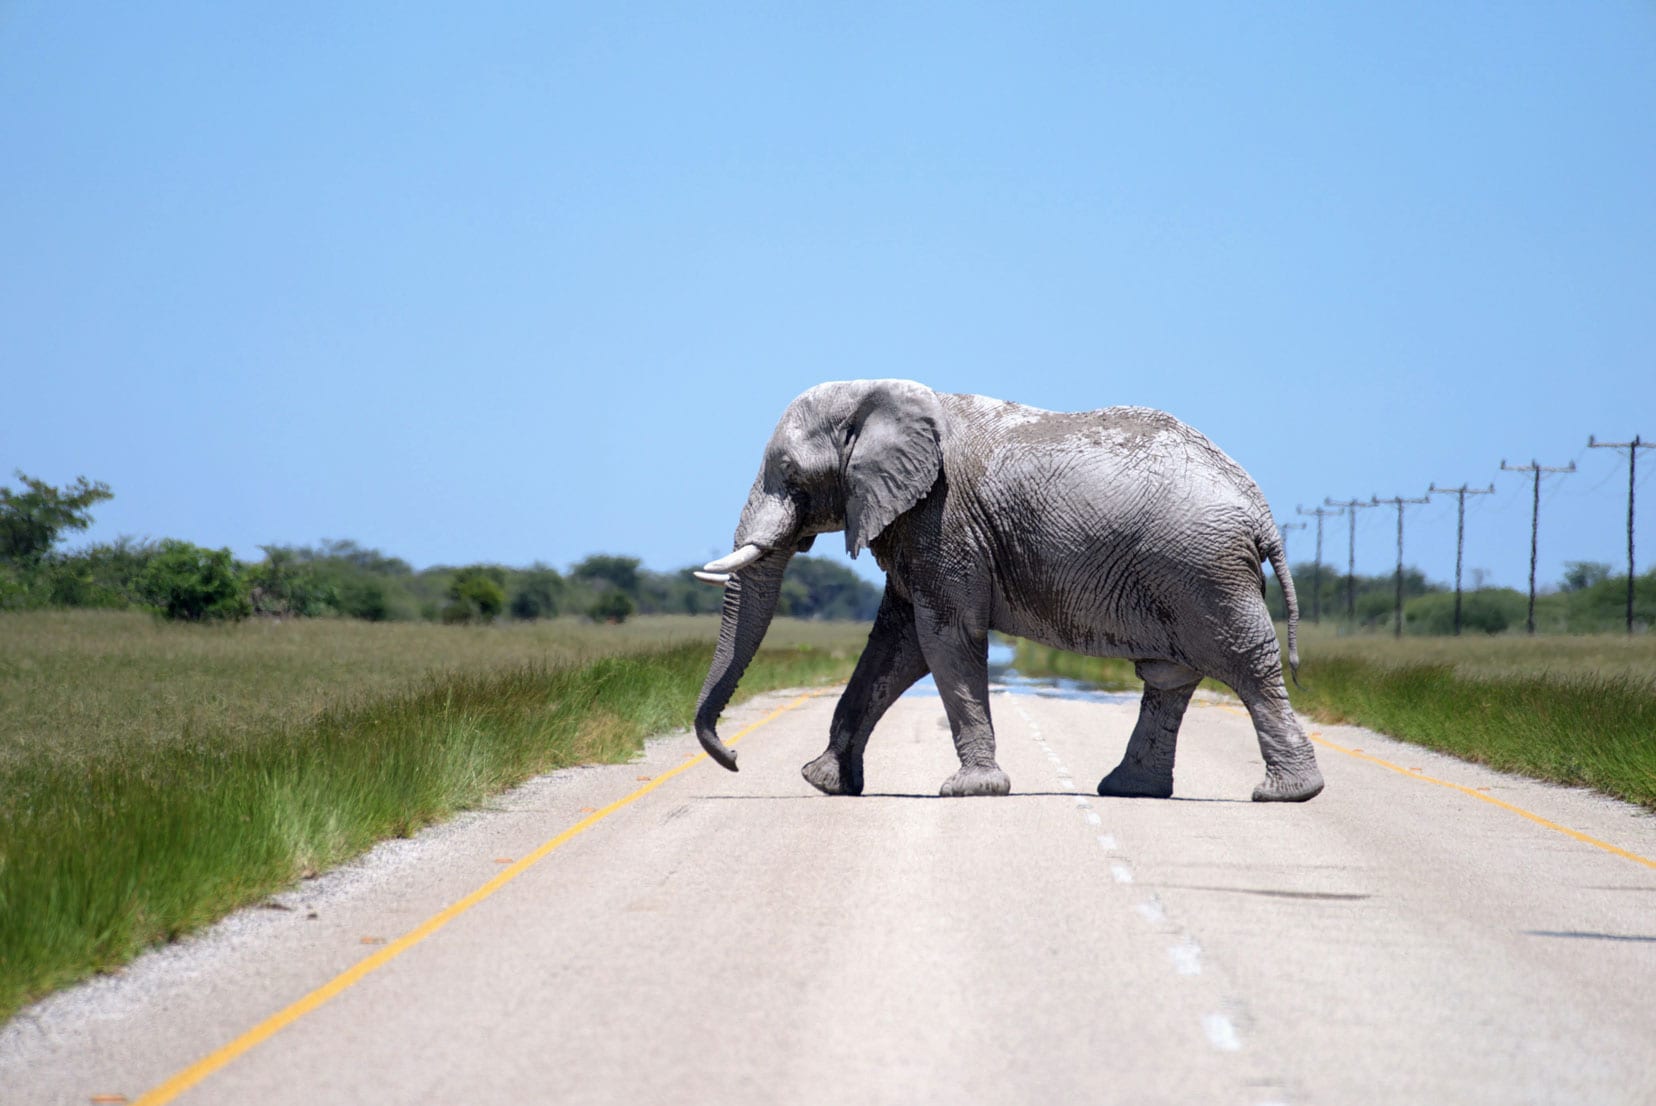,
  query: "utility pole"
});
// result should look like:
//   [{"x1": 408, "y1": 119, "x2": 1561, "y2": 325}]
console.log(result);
[
  {"x1": 1371, "y1": 493, "x2": 1431, "y2": 638},
  {"x1": 1427, "y1": 482, "x2": 1496, "y2": 636},
  {"x1": 1324, "y1": 497, "x2": 1378, "y2": 624},
  {"x1": 1296, "y1": 504, "x2": 1342, "y2": 624},
  {"x1": 1587, "y1": 434, "x2": 1655, "y2": 634},
  {"x1": 1500, "y1": 458, "x2": 1576, "y2": 635}
]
